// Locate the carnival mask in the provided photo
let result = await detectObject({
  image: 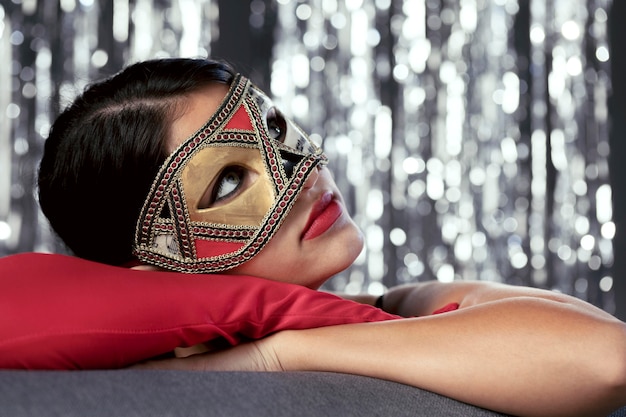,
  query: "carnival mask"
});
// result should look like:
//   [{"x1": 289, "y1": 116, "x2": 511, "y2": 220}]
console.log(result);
[{"x1": 133, "y1": 75, "x2": 327, "y2": 273}]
